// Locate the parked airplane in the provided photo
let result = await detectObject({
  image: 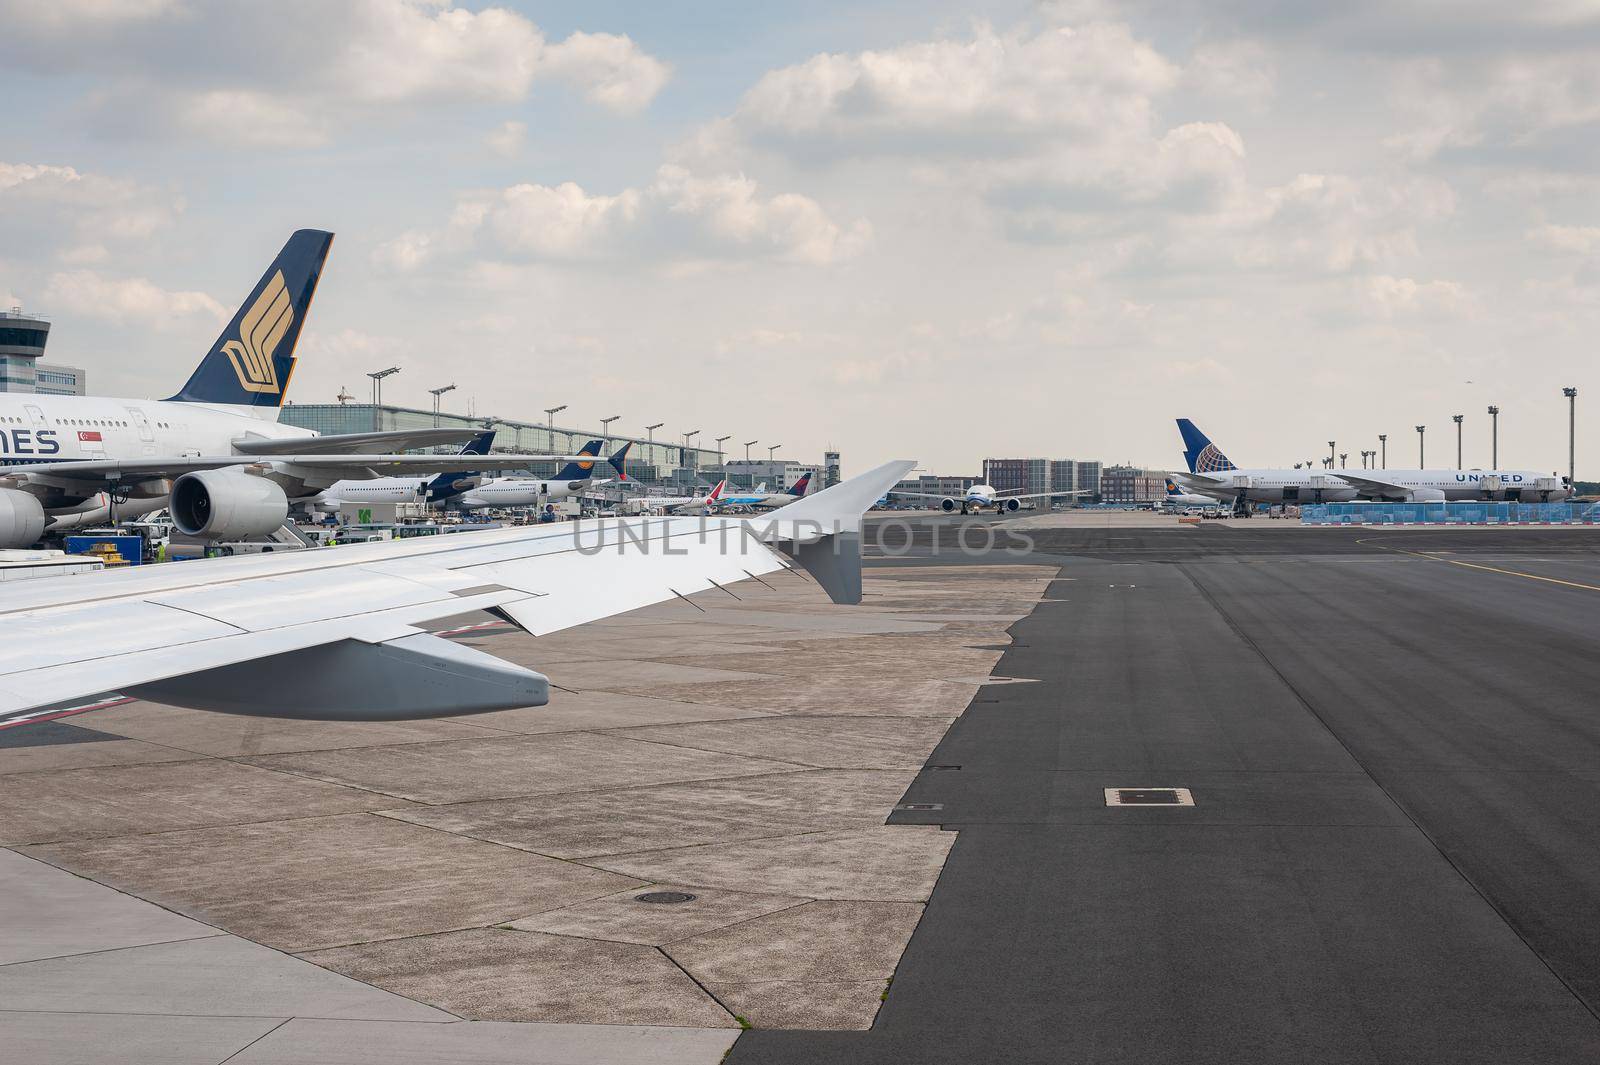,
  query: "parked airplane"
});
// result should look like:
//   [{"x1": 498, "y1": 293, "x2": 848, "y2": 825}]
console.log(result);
[
  {"x1": 1158, "y1": 476, "x2": 1217, "y2": 510},
  {"x1": 1174, "y1": 419, "x2": 1571, "y2": 504},
  {"x1": 655, "y1": 479, "x2": 726, "y2": 515},
  {"x1": 312, "y1": 431, "x2": 509, "y2": 511},
  {"x1": 890, "y1": 482, "x2": 1085, "y2": 514},
  {"x1": 454, "y1": 442, "x2": 632, "y2": 511},
  {"x1": 0, "y1": 459, "x2": 916, "y2": 727},
  {"x1": 0, "y1": 230, "x2": 596, "y2": 547},
  {"x1": 715, "y1": 472, "x2": 813, "y2": 511}
]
